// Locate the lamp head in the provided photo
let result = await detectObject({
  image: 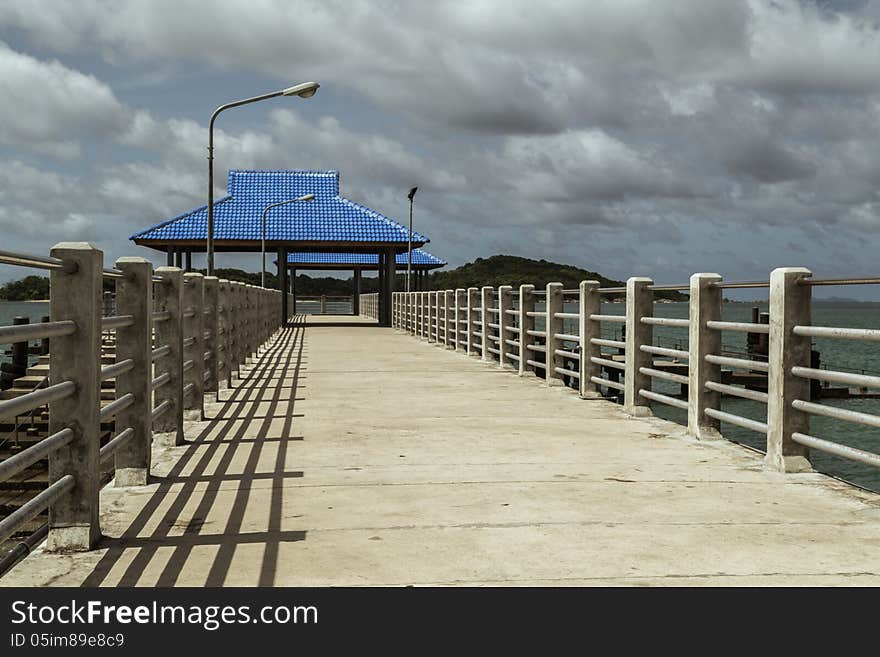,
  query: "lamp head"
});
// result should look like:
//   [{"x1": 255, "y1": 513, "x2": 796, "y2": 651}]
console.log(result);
[
  {"x1": 282, "y1": 81, "x2": 320, "y2": 98},
  {"x1": 296, "y1": 194, "x2": 315, "y2": 202},
  {"x1": 407, "y1": 186, "x2": 418, "y2": 201}
]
